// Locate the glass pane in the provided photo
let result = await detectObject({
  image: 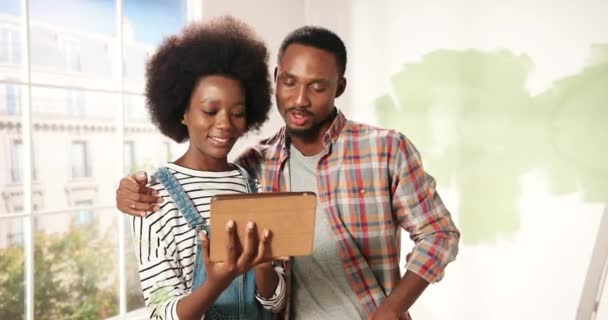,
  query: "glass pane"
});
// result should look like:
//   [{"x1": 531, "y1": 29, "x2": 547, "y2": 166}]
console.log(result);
[
  {"x1": 34, "y1": 208, "x2": 118, "y2": 319},
  {"x1": 31, "y1": 86, "x2": 120, "y2": 212},
  {"x1": 28, "y1": 0, "x2": 118, "y2": 91},
  {"x1": 122, "y1": 0, "x2": 187, "y2": 93},
  {"x1": 123, "y1": 141, "x2": 135, "y2": 174},
  {"x1": 124, "y1": 216, "x2": 144, "y2": 312},
  {"x1": 123, "y1": 94, "x2": 182, "y2": 173},
  {"x1": 0, "y1": 1, "x2": 24, "y2": 82},
  {"x1": 0, "y1": 217, "x2": 26, "y2": 320},
  {"x1": 0, "y1": 84, "x2": 24, "y2": 215},
  {"x1": 2, "y1": 83, "x2": 22, "y2": 115},
  {"x1": 71, "y1": 141, "x2": 89, "y2": 178},
  {"x1": 9, "y1": 140, "x2": 23, "y2": 184},
  {"x1": 123, "y1": 94, "x2": 148, "y2": 124}
]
